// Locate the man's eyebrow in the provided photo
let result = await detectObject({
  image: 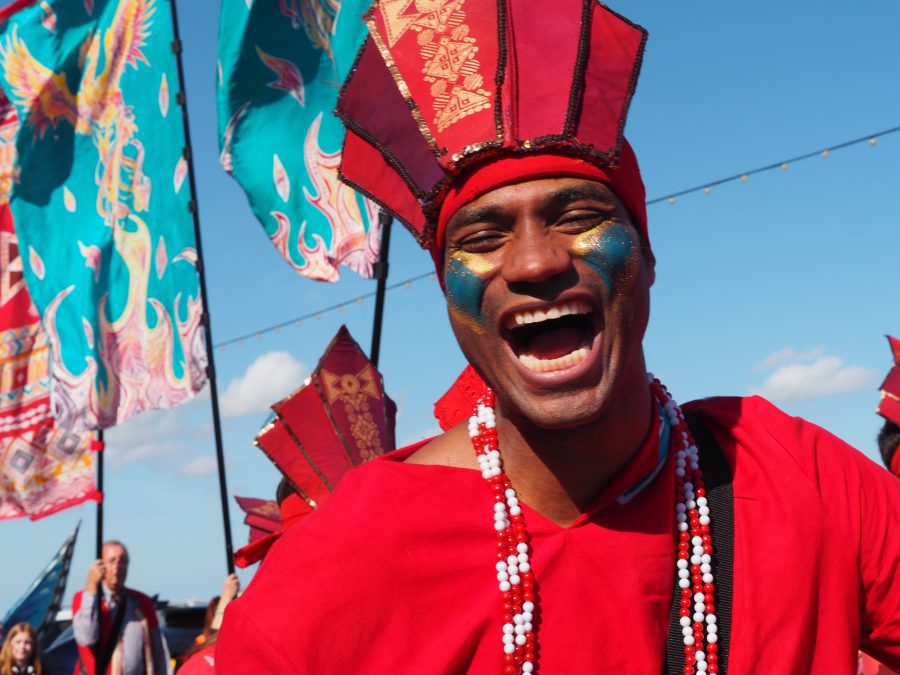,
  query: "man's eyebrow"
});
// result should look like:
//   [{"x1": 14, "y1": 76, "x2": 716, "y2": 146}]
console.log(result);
[
  {"x1": 546, "y1": 184, "x2": 617, "y2": 209},
  {"x1": 449, "y1": 203, "x2": 509, "y2": 230}
]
